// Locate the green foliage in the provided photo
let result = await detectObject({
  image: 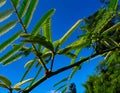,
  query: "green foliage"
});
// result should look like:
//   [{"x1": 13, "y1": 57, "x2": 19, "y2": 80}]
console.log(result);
[
  {"x1": 0, "y1": 9, "x2": 13, "y2": 22},
  {"x1": 0, "y1": 0, "x2": 120, "y2": 93},
  {"x1": 0, "y1": 0, "x2": 6, "y2": 7},
  {"x1": 0, "y1": 75, "x2": 12, "y2": 88}
]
